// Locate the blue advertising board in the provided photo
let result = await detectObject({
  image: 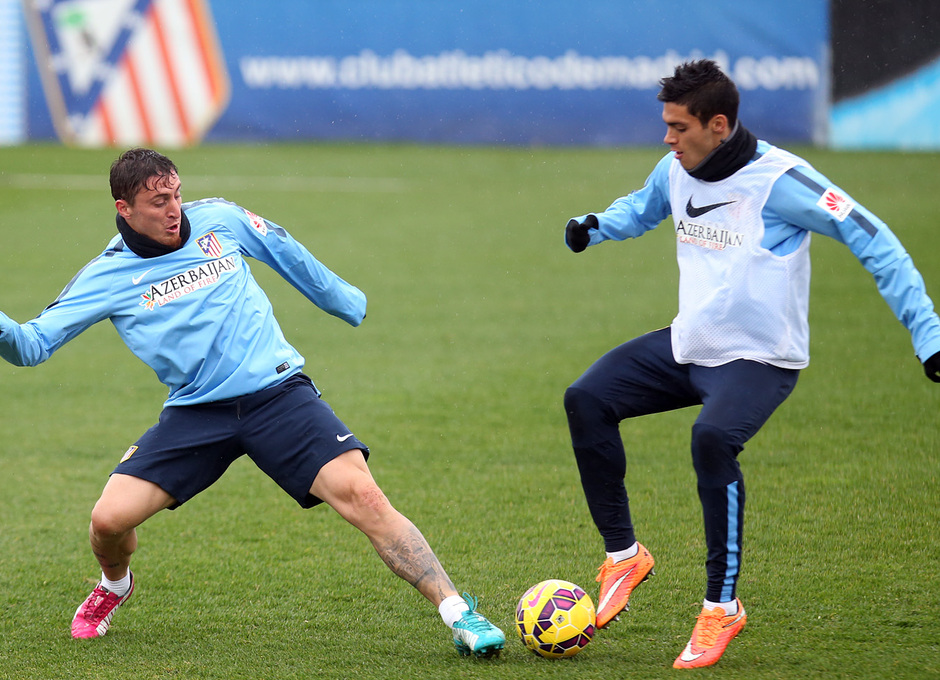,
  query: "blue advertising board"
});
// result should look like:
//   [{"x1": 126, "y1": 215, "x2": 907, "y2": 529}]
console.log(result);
[
  {"x1": 23, "y1": 0, "x2": 828, "y2": 147},
  {"x1": 831, "y1": 56, "x2": 940, "y2": 150}
]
